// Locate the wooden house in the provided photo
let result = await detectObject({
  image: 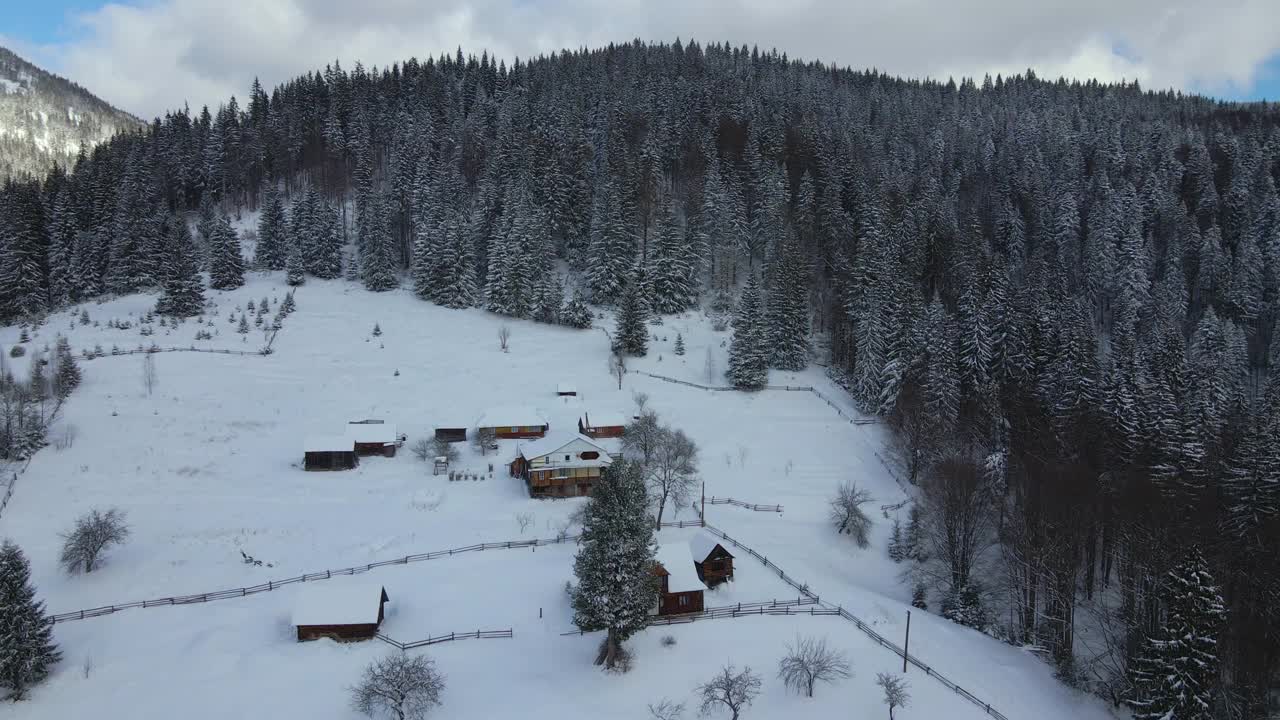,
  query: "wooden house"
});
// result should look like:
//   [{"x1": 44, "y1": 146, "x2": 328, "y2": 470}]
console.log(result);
[
  {"x1": 556, "y1": 382, "x2": 578, "y2": 397},
  {"x1": 346, "y1": 420, "x2": 400, "y2": 457},
  {"x1": 510, "y1": 433, "x2": 612, "y2": 498},
  {"x1": 304, "y1": 436, "x2": 358, "y2": 471},
  {"x1": 477, "y1": 406, "x2": 549, "y2": 439},
  {"x1": 691, "y1": 533, "x2": 735, "y2": 586},
  {"x1": 578, "y1": 410, "x2": 628, "y2": 439},
  {"x1": 654, "y1": 546, "x2": 704, "y2": 615},
  {"x1": 293, "y1": 584, "x2": 389, "y2": 642}
]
